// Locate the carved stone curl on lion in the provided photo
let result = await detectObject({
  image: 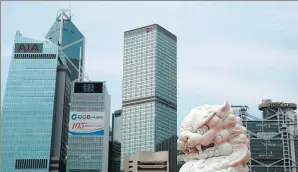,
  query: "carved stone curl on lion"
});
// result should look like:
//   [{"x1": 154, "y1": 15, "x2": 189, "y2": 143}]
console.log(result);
[{"x1": 177, "y1": 101, "x2": 251, "y2": 172}]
